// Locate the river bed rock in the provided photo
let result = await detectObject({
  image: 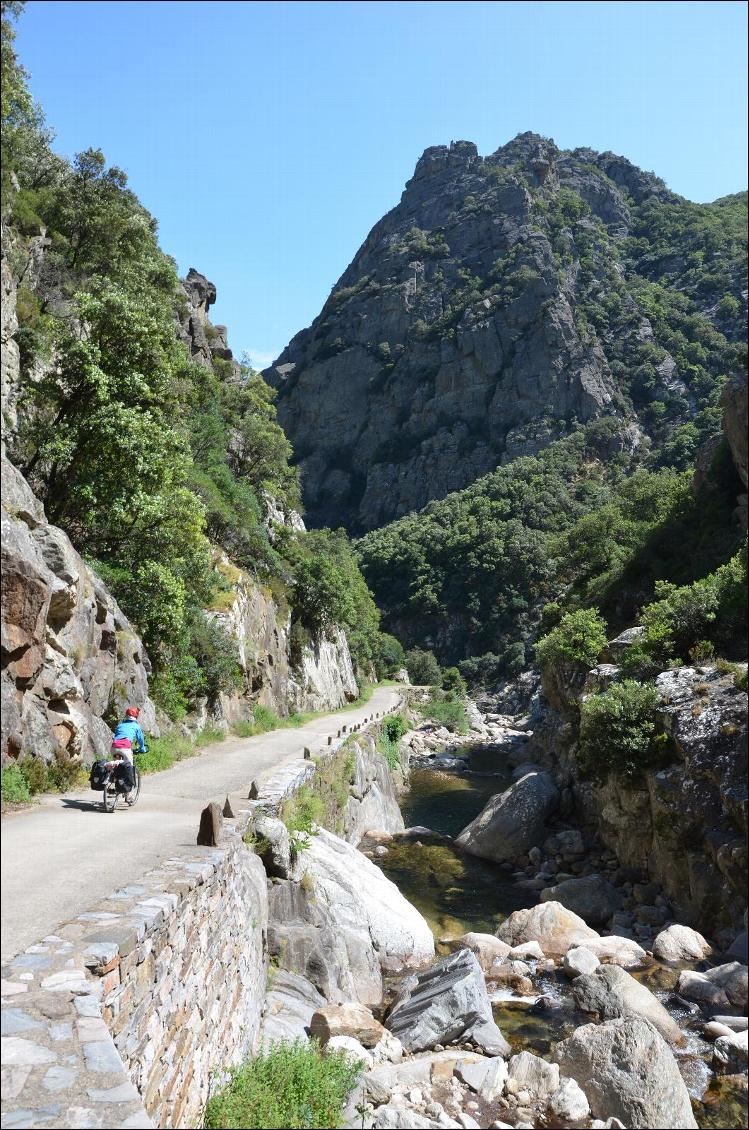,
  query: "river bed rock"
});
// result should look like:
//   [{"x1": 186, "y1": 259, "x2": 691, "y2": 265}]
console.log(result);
[
  {"x1": 385, "y1": 949, "x2": 510, "y2": 1056},
  {"x1": 455, "y1": 771, "x2": 559, "y2": 864},
  {"x1": 540, "y1": 874, "x2": 621, "y2": 926},
  {"x1": 553, "y1": 1017, "x2": 698, "y2": 1128},
  {"x1": 571, "y1": 964, "x2": 683, "y2": 1044},
  {"x1": 496, "y1": 901, "x2": 599, "y2": 956},
  {"x1": 652, "y1": 923, "x2": 713, "y2": 962}
]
